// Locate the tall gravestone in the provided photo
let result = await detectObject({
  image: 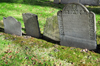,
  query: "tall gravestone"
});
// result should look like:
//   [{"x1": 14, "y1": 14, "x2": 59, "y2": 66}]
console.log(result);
[
  {"x1": 80, "y1": 0, "x2": 99, "y2": 5},
  {"x1": 3, "y1": 16, "x2": 22, "y2": 36},
  {"x1": 22, "y1": 13, "x2": 41, "y2": 38},
  {"x1": 57, "y1": 3, "x2": 97, "y2": 50},
  {"x1": 55, "y1": 0, "x2": 100, "y2": 5},
  {"x1": 54, "y1": 0, "x2": 59, "y2": 3},
  {"x1": 43, "y1": 16, "x2": 60, "y2": 41},
  {"x1": 61, "y1": 0, "x2": 79, "y2": 4}
]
